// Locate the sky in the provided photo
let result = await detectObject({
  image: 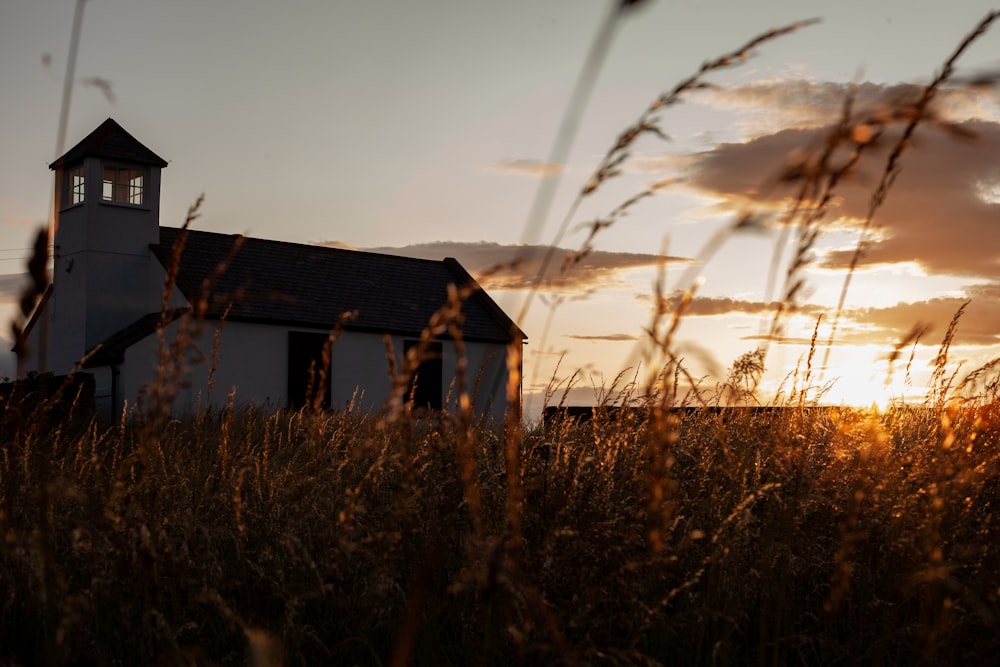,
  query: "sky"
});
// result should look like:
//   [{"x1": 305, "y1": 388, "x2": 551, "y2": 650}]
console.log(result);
[{"x1": 2, "y1": 1, "x2": 999, "y2": 417}]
